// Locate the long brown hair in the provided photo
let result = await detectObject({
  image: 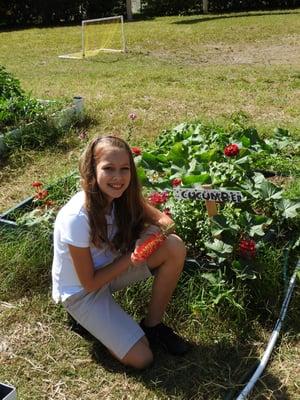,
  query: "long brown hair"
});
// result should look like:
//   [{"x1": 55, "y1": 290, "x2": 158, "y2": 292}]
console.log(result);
[{"x1": 79, "y1": 136, "x2": 151, "y2": 252}]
